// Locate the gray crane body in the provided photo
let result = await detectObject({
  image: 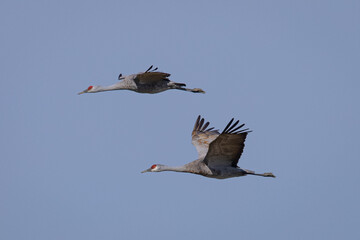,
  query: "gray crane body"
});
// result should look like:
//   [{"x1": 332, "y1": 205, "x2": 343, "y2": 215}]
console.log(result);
[
  {"x1": 142, "y1": 116, "x2": 275, "y2": 179},
  {"x1": 78, "y1": 65, "x2": 205, "y2": 95}
]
